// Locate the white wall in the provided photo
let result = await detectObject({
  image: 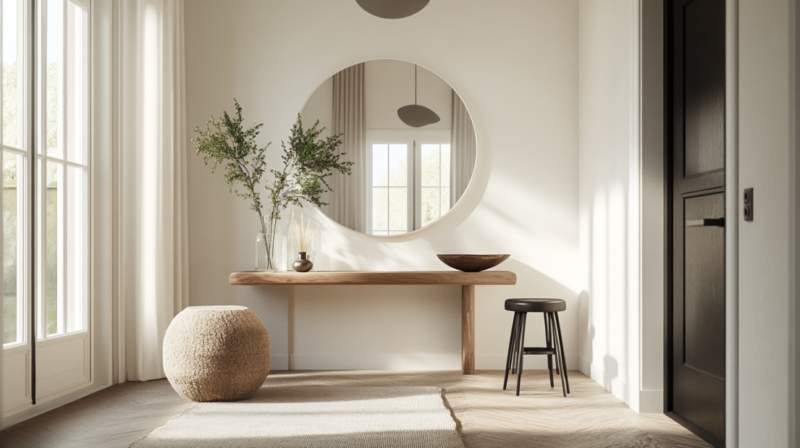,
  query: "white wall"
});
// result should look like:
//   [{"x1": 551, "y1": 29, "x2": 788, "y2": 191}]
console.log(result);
[
  {"x1": 184, "y1": 0, "x2": 580, "y2": 372},
  {"x1": 795, "y1": 0, "x2": 800, "y2": 439},
  {"x1": 300, "y1": 77, "x2": 332, "y2": 140},
  {"x1": 738, "y1": 0, "x2": 798, "y2": 445},
  {"x1": 576, "y1": 0, "x2": 642, "y2": 409}
]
